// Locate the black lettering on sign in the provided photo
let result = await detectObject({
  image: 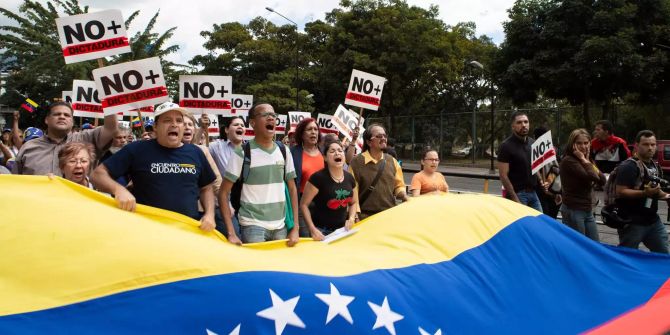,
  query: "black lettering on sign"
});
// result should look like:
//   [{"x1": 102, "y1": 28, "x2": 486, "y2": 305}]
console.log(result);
[
  {"x1": 351, "y1": 77, "x2": 374, "y2": 95},
  {"x1": 275, "y1": 118, "x2": 286, "y2": 126},
  {"x1": 100, "y1": 70, "x2": 147, "y2": 95},
  {"x1": 76, "y1": 86, "x2": 100, "y2": 103},
  {"x1": 64, "y1": 95, "x2": 73, "y2": 103},
  {"x1": 63, "y1": 20, "x2": 105, "y2": 44},
  {"x1": 183, "y1": 82, "x2": 226, "y2": 99},
  {"x1": 533, "y1": 142, "x2": 547, "y2": 161},
  {"x1": 290, "y1": 114, "x2": 306, "y2": 124}
]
